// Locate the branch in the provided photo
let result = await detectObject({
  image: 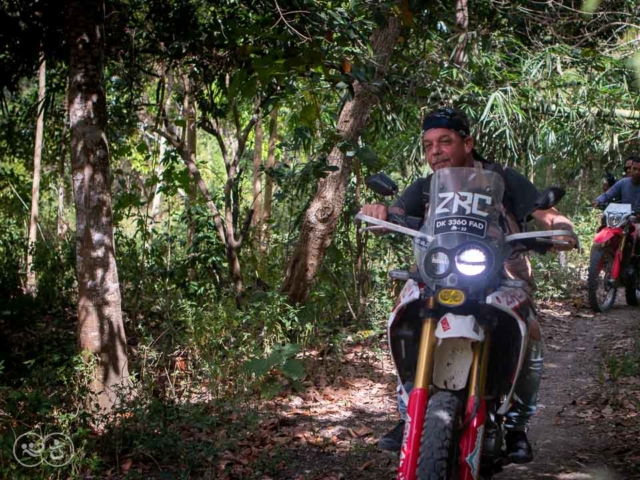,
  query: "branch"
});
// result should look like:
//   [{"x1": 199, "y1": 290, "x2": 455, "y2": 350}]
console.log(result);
[
  {"x1": 200, "y1": 118, "x2": 229, "y2": 165},
  {"x1": 149, "y1": 126, "x2": 182, "y2": 149},
  {"x1": 237, "y1": 114, "x2": 259, "y2": 161},
  {"x1": 272, "y1": 0, "x2": 311, "y2": 42},
  {"x1": 232, "y1": 208, "x2": 255, "y2": 249}
]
